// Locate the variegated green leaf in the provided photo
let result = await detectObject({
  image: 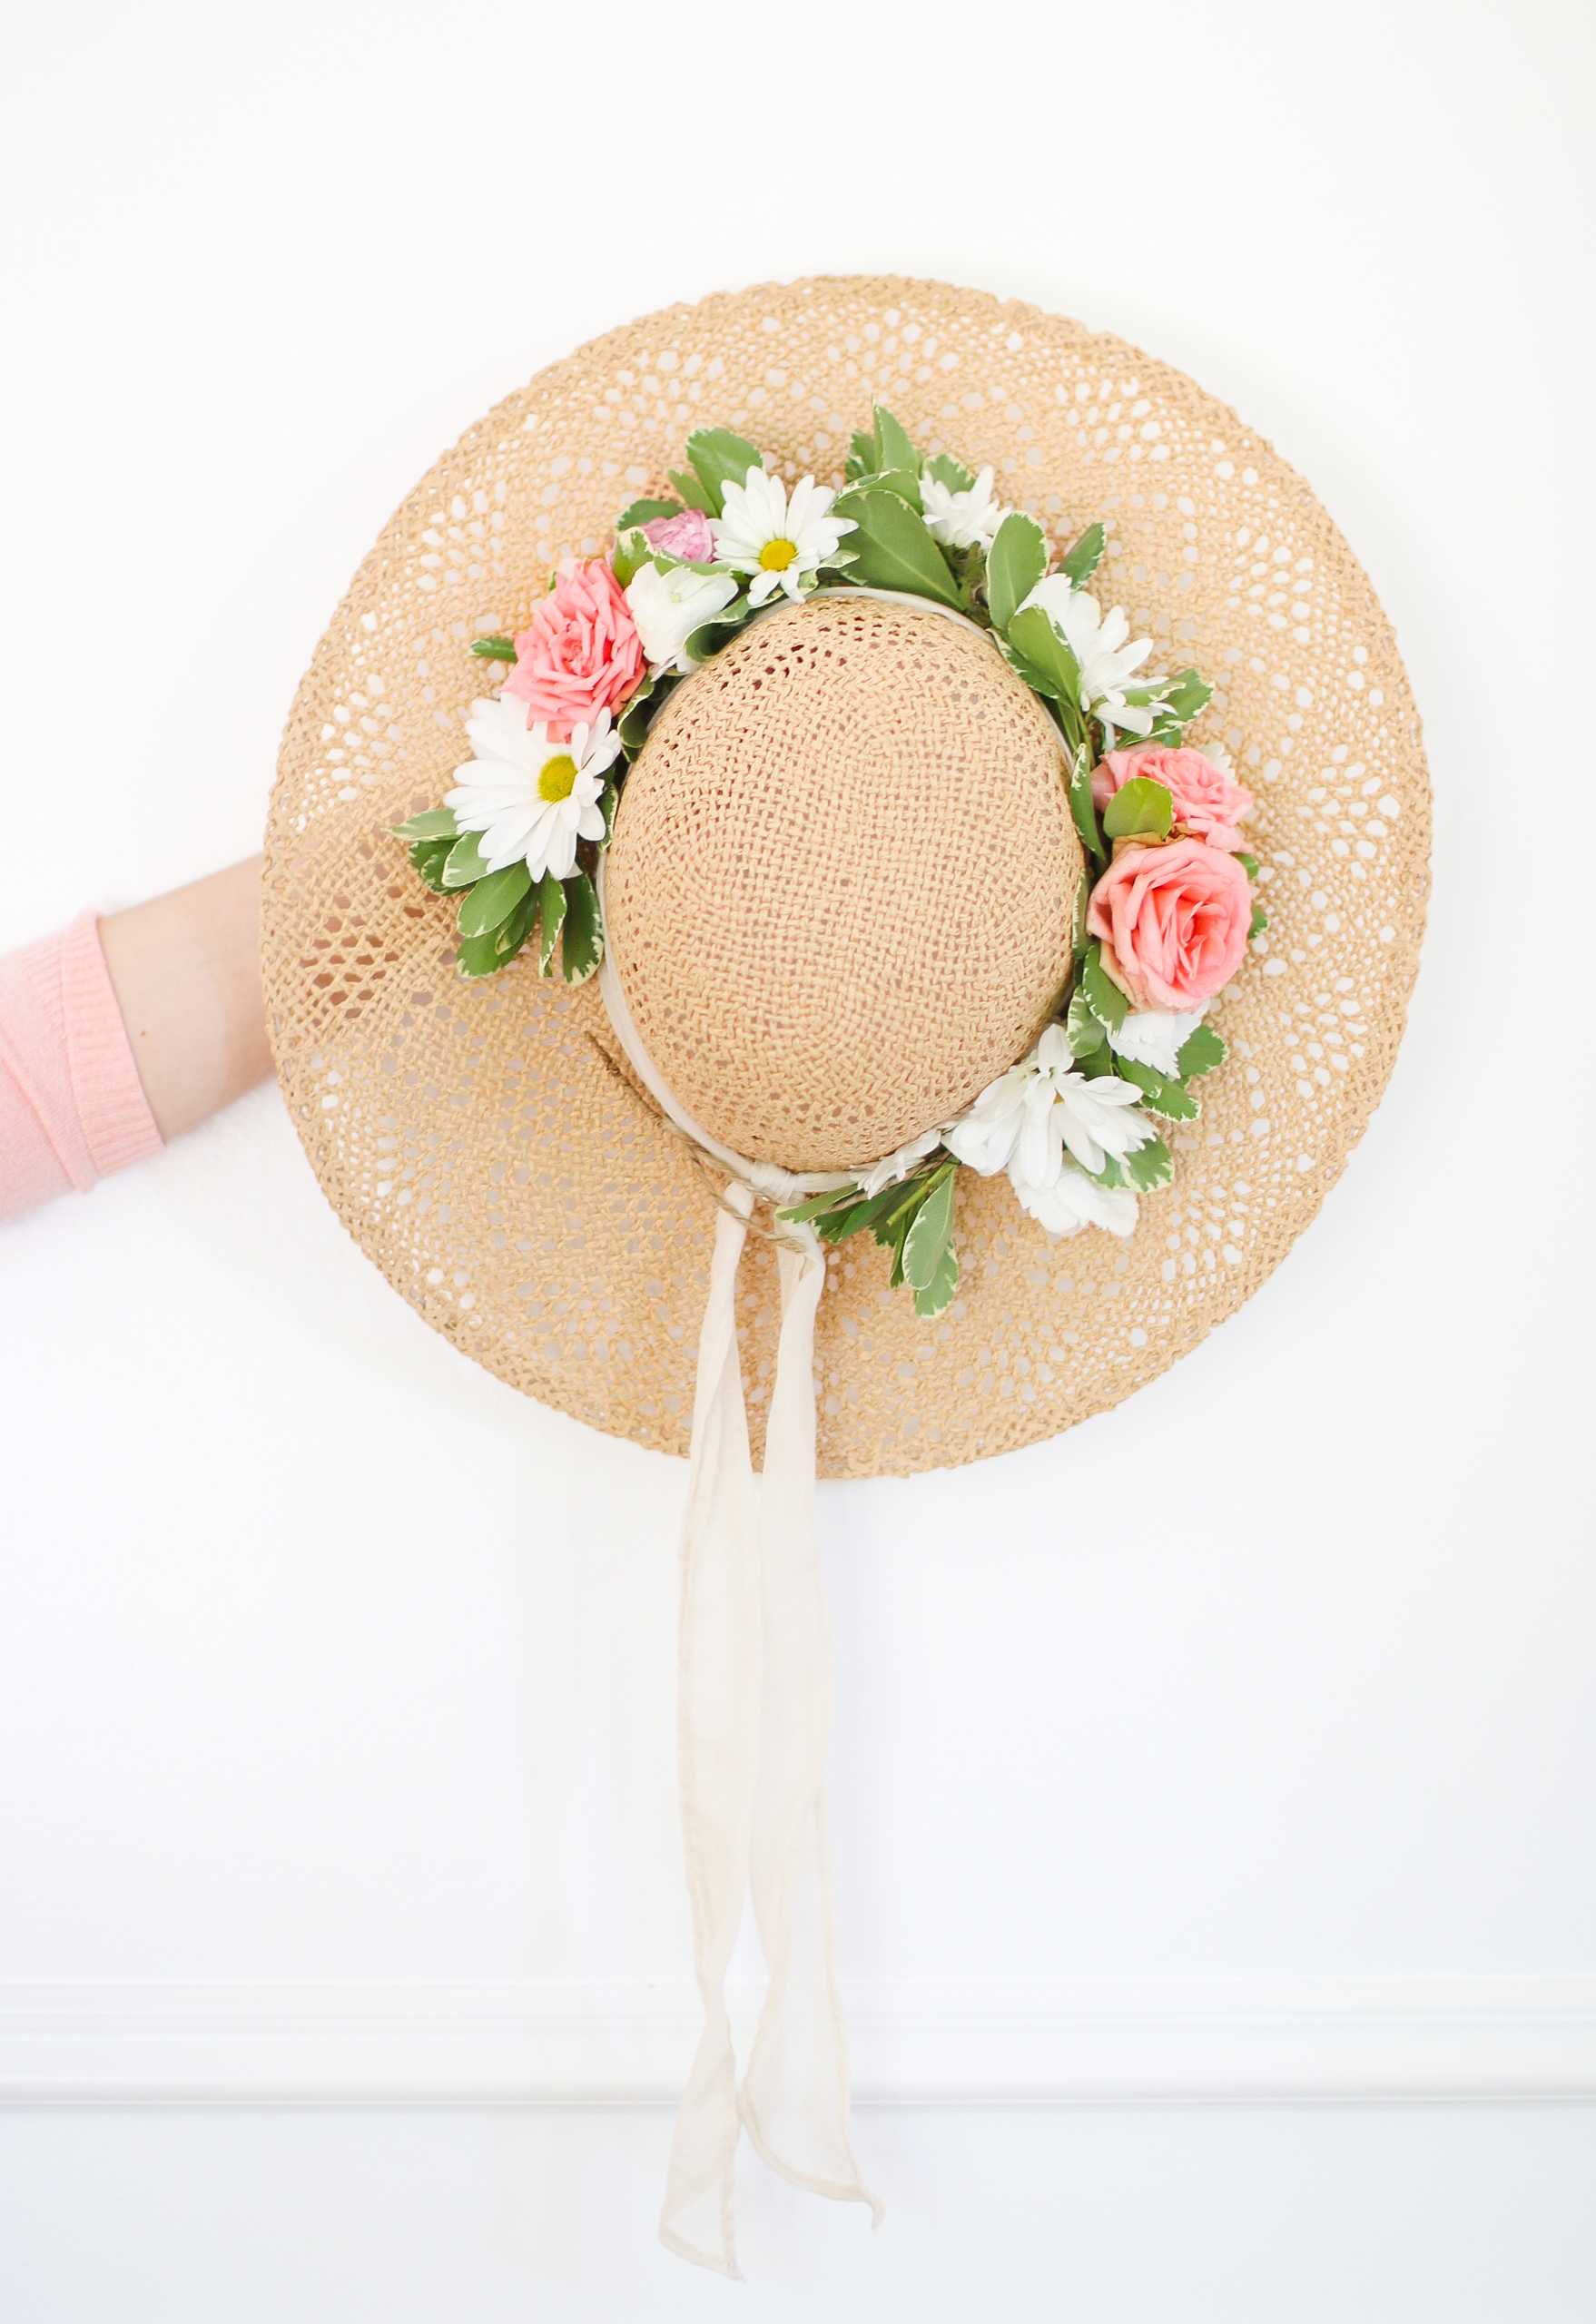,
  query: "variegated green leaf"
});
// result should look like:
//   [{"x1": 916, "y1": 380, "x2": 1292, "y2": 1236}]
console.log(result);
[
  {"x1": 442, "y1": 831, "x2": 492, "y2": 889},
  {"x1": 985, "y1": 510, "x2": 1048, "y2": 634},
  {"x1": 1080, "y1": 940, "x2": 1127, "y2": 1032},
  {"x1": 456, "y1": 861, "x2": 529, "y2": 939},
  {"x1": 559, "y1": 872, "x2": 602, "y2": 984},
  {"x1": 537, "y1": 870, "x2": 566, "y2": 973}
]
